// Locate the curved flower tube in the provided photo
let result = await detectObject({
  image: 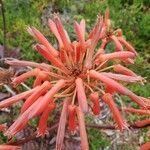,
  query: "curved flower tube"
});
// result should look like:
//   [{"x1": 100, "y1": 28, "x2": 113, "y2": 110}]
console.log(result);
[
  {"x1": 140, "y1": 142, "x2": 150, "y2": 150},
  {"x1": 90, "y1": 92, "x2": 100, "y2": 115},
  {"x1": 68, "y1": 104, "x2": 77, "y2": 132},
  {"x1": 0, "y1": 145, "x2": 21, "y2": 150},
  {"x1": 0, "y1": 124, "x2": 7, "y2": 131},
  {"x1": 102, "y1": 93, "x2": 127, "y2": 131}
]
